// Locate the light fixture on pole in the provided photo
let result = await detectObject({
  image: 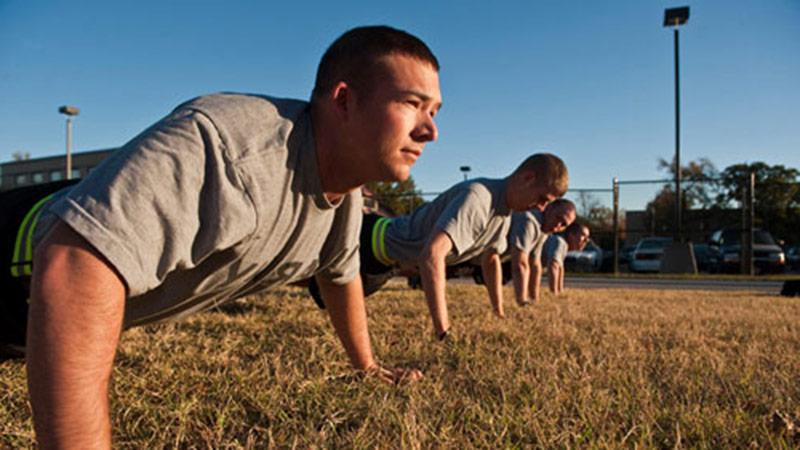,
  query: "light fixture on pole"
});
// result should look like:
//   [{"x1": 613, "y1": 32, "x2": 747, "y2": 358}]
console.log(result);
[
  {"x1": 459, "y1": 165, "x2": 471, "y2": 181},
  {"x1": 58, "y1": 105, "x2": 80, "y2": 180},
  {"x1": 663, "y1": 6, "x2": 689, "y2": 242}
]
